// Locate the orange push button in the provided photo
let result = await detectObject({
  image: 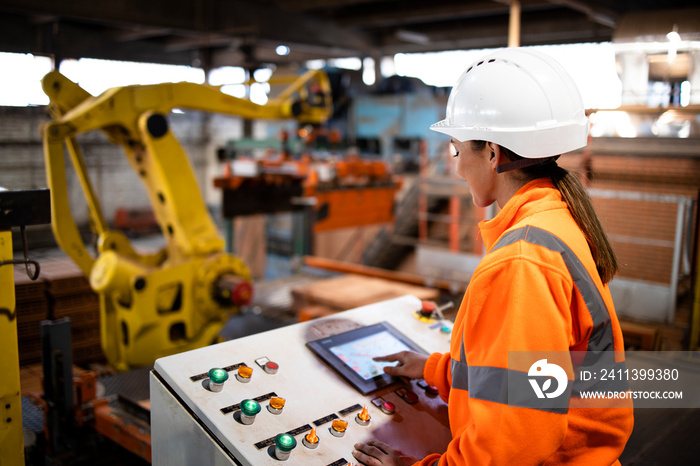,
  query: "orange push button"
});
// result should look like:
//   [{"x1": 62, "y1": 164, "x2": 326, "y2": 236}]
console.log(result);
[
  {"x1": 236, "y1": 365, "x2": 253, "y2": 383},
  {"x1": 330, "y1": 419, "x2": 348, "y2": 437},
  {"x1": 302, "y1": 428, "x2": 319, "y2": 449},
  {"x1": 355, "y1": 406, "x2": 371, "y2": 426},
  {"x1": 267, "y1": 396, "x2": 286, "y2": 415}
]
